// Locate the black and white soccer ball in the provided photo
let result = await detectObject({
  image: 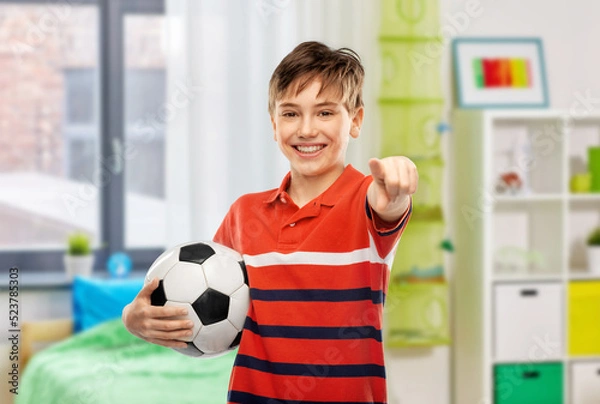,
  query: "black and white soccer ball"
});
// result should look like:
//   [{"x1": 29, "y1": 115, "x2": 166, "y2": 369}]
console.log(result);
[{"x1": 146, "y1": 241, "x2": 249, "y2": 358}]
